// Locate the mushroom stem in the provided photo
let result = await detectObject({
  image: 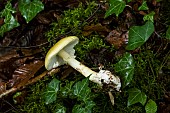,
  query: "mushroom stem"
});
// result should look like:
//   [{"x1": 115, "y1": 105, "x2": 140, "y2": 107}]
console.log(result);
[{"x1": 58, "y1": 49, "x2": 101, "y2": 85}]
